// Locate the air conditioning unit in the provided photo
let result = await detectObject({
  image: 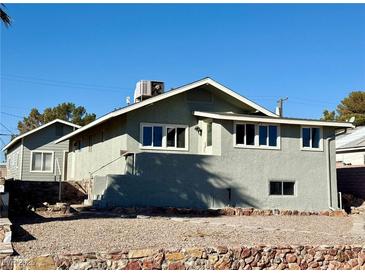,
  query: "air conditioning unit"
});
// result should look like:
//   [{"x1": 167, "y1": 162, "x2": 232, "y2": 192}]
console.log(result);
[{"x1": 134, "y1": 80, "x2": 164, "y2": 103}]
